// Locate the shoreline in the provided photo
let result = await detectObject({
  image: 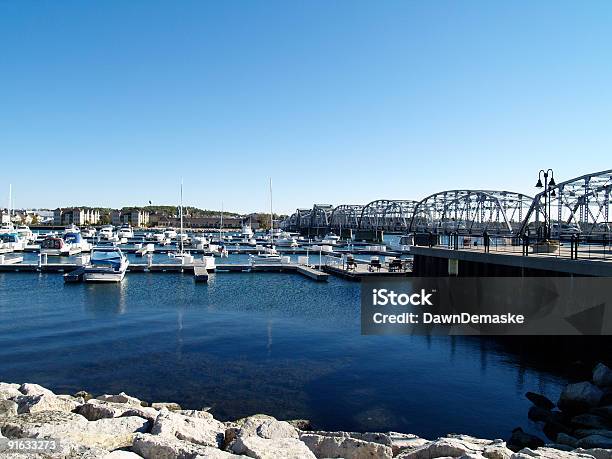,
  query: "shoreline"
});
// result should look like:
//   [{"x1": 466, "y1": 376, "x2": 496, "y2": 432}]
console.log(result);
[{"x1": 2, "y1": 372, "x2": 611, "y2": 459}]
